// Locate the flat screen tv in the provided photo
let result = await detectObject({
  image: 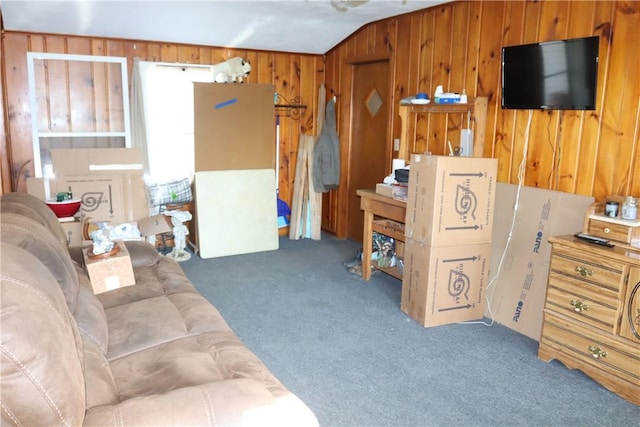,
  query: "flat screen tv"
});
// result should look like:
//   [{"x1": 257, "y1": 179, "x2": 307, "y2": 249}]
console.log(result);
[{"x1": 501, "y1": 36, "x2": 599, "y2": 110}]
